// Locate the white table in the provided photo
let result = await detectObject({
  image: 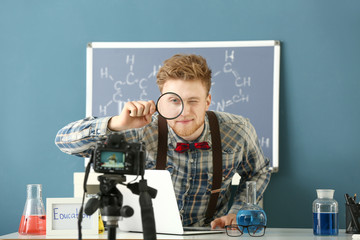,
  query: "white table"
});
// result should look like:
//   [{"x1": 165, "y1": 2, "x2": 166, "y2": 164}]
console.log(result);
[{"x1": 0, "y1": 228, "x2": 355, "y2": 240}]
